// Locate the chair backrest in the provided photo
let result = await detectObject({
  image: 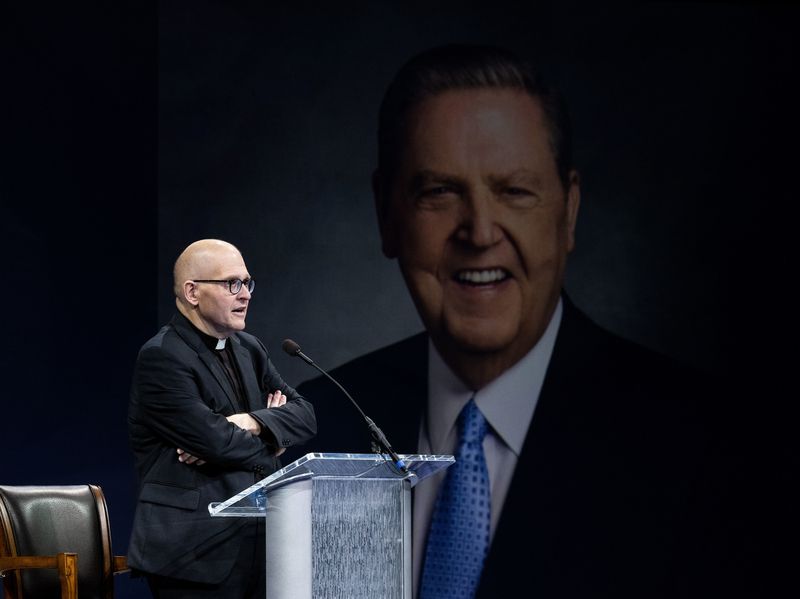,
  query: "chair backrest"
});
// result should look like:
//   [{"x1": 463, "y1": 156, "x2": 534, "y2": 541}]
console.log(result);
[{"x1": 0, "y1": 484, "x2": 115, "y2": 599}]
